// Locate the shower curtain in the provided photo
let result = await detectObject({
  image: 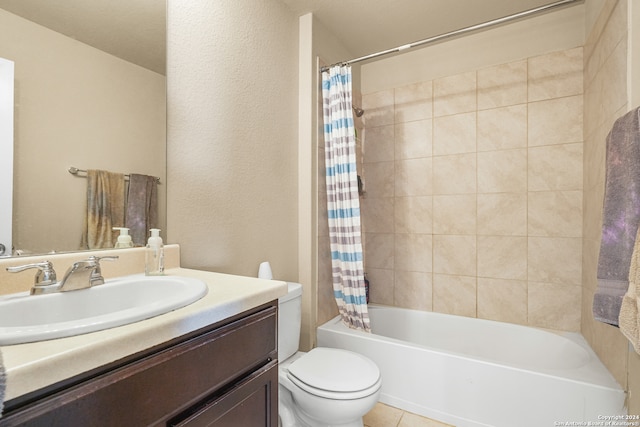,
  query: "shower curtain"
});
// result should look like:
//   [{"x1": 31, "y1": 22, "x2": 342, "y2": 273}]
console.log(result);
[{"x1": 321, "y1": 65, "x2": 370, "y2": 332}]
